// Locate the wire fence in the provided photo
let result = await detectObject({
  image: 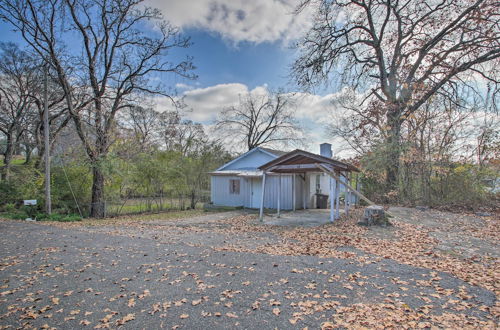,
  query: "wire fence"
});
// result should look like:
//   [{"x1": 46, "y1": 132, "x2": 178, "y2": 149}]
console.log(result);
[{"x1": 72, "y1": 193, "x2": 212, "y2": 218}]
